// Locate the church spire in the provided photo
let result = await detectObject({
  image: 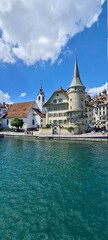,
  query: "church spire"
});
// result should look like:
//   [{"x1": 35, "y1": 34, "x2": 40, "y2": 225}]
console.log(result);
[{"x1": 69, "y1": 58, "x2": 84, "y2": 88}]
